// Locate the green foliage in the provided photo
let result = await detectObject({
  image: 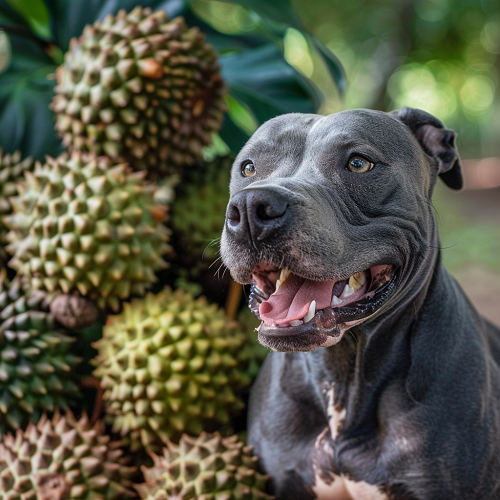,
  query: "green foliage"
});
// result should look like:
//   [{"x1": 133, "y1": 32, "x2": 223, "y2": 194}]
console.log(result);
[
  {"x1": 441, "y1": 224, "x2": 500, "y2": 273},
  {"x1": 0, "y1": 0, "x2": 345, "y2": 161},
  {"x1": 296, "y1": 0, "x2": 500, "y2": 157},
  {"x1": 5, "y1": 0, "x2": 51, "y2": 40}
]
